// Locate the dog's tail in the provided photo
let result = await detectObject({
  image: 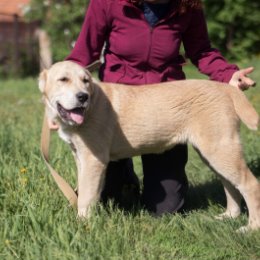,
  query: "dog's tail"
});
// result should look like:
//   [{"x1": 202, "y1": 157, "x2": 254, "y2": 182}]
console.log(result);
[{"x1": 227, "y1": 86, "x2": 259, "y2": 130}]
